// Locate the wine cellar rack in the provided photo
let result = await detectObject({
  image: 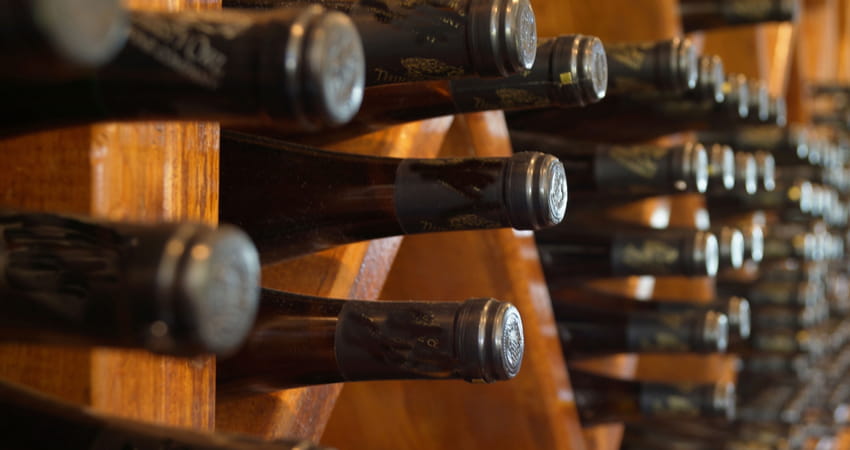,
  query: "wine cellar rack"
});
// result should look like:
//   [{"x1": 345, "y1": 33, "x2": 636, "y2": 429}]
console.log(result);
[{"x1": 0, "y1": 0, "x2": 844, "y2": 448}]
